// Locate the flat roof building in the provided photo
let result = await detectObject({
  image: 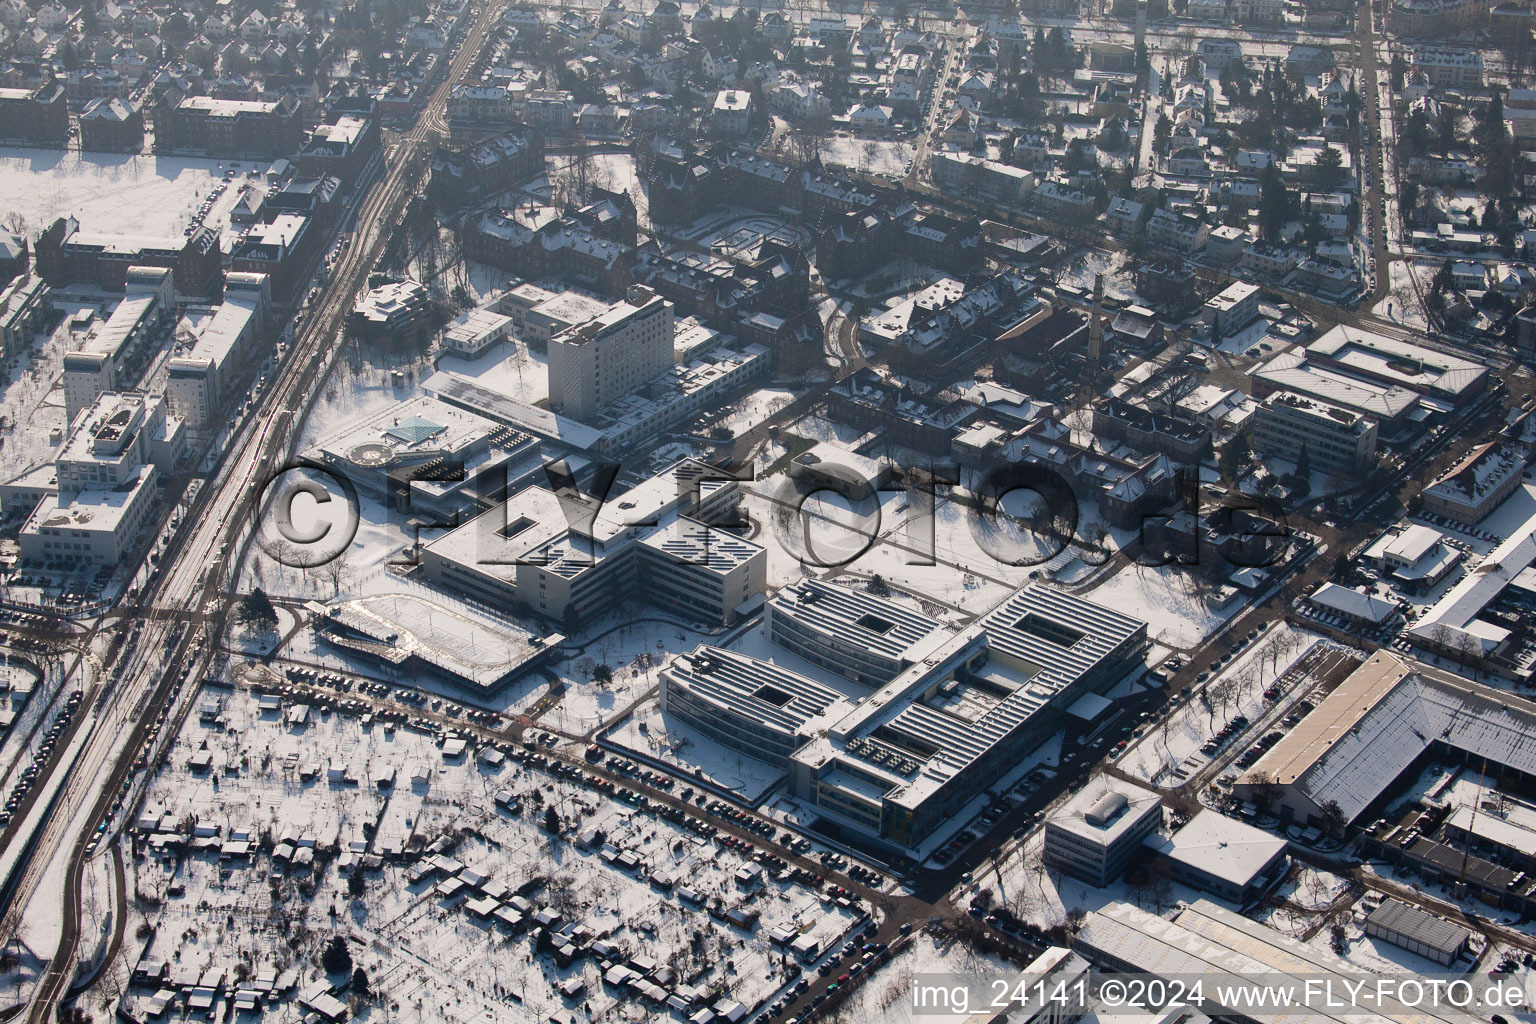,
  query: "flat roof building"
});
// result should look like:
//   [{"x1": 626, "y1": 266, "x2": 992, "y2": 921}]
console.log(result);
[
  {"x1": 1146, "y1": 809, "x2": 1288, "y2": 905},
  {"x1": 1202, "y1": 280, "x2": 1260, "y2": 333},
  {"x1": 63, "y1": 267, "x2": 175, "y2": 422},
  {"x1": 18, "y1": 391, "x2": 182, "y2": 566},
  {"x1": 1043, "y1": 778, "x2": 1163, "y2": 886},
  {"x1": 547, "y1": 284, "x2": 674, "y2": 419},
  {"x1": 1408, "y1": 496, "x2": 1536, "y2": 670},
  {"x1": 661, "y1": 646, "x2": 858, "y2": 766},
  {"x1": 765, "y1": 578, "x2": 952, "y2": 687},
  {"x1": 1250, "y1": 348, "x2": 1420, "y2": 432},
  {"x1": 307, "y1": 395, "x2": 537, "y2": 515},
  {"x1": 1076, "y1": 899, "x2": 1481, "y2": 1024},
  {"x1": 440, "y1": 308, "x2": 514, "y2": 359},
  {"x1": 1364, "y1": 898, "x2": 1469, "y2": 966},
  {"x1": 165, "y1": 272, "x2": 270, "y2": 431},
  {"x1": 1306, "y1": 325, "x2": 1488, "y2": 407},
  {"x1": 1252, "y1": 389, "x2": 1378, "y2": 476},
  {"x1": 788, "y1": 584, "x2": 1148, "y2": 849},
  {"x1": 421, "y1": 459, "x2": 762, "y2": 627}
]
